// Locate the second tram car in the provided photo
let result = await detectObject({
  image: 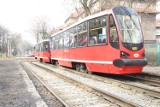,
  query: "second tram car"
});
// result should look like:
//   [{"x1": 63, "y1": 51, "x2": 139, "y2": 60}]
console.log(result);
[
  {"x1": 49, "y1": 6, "x2": 147, "y2": 74},
  {"x1": 34, "y1": 39, "x2": 51, "y2": 63}
]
